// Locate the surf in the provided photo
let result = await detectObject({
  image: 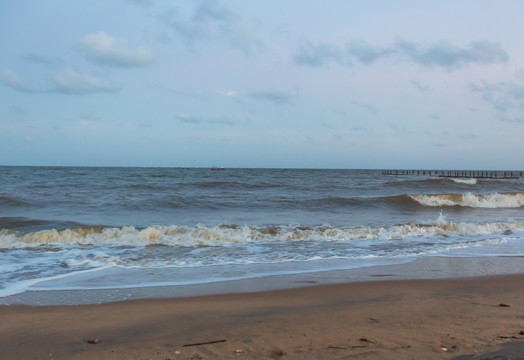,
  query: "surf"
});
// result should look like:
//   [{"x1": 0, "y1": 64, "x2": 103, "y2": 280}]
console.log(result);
[
  {"x1": 2, "y1": 218, "x2": 523, "y2": 248},
  {"x1": 410, "y1": 192, "x2": 524, "y2": 208}
]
